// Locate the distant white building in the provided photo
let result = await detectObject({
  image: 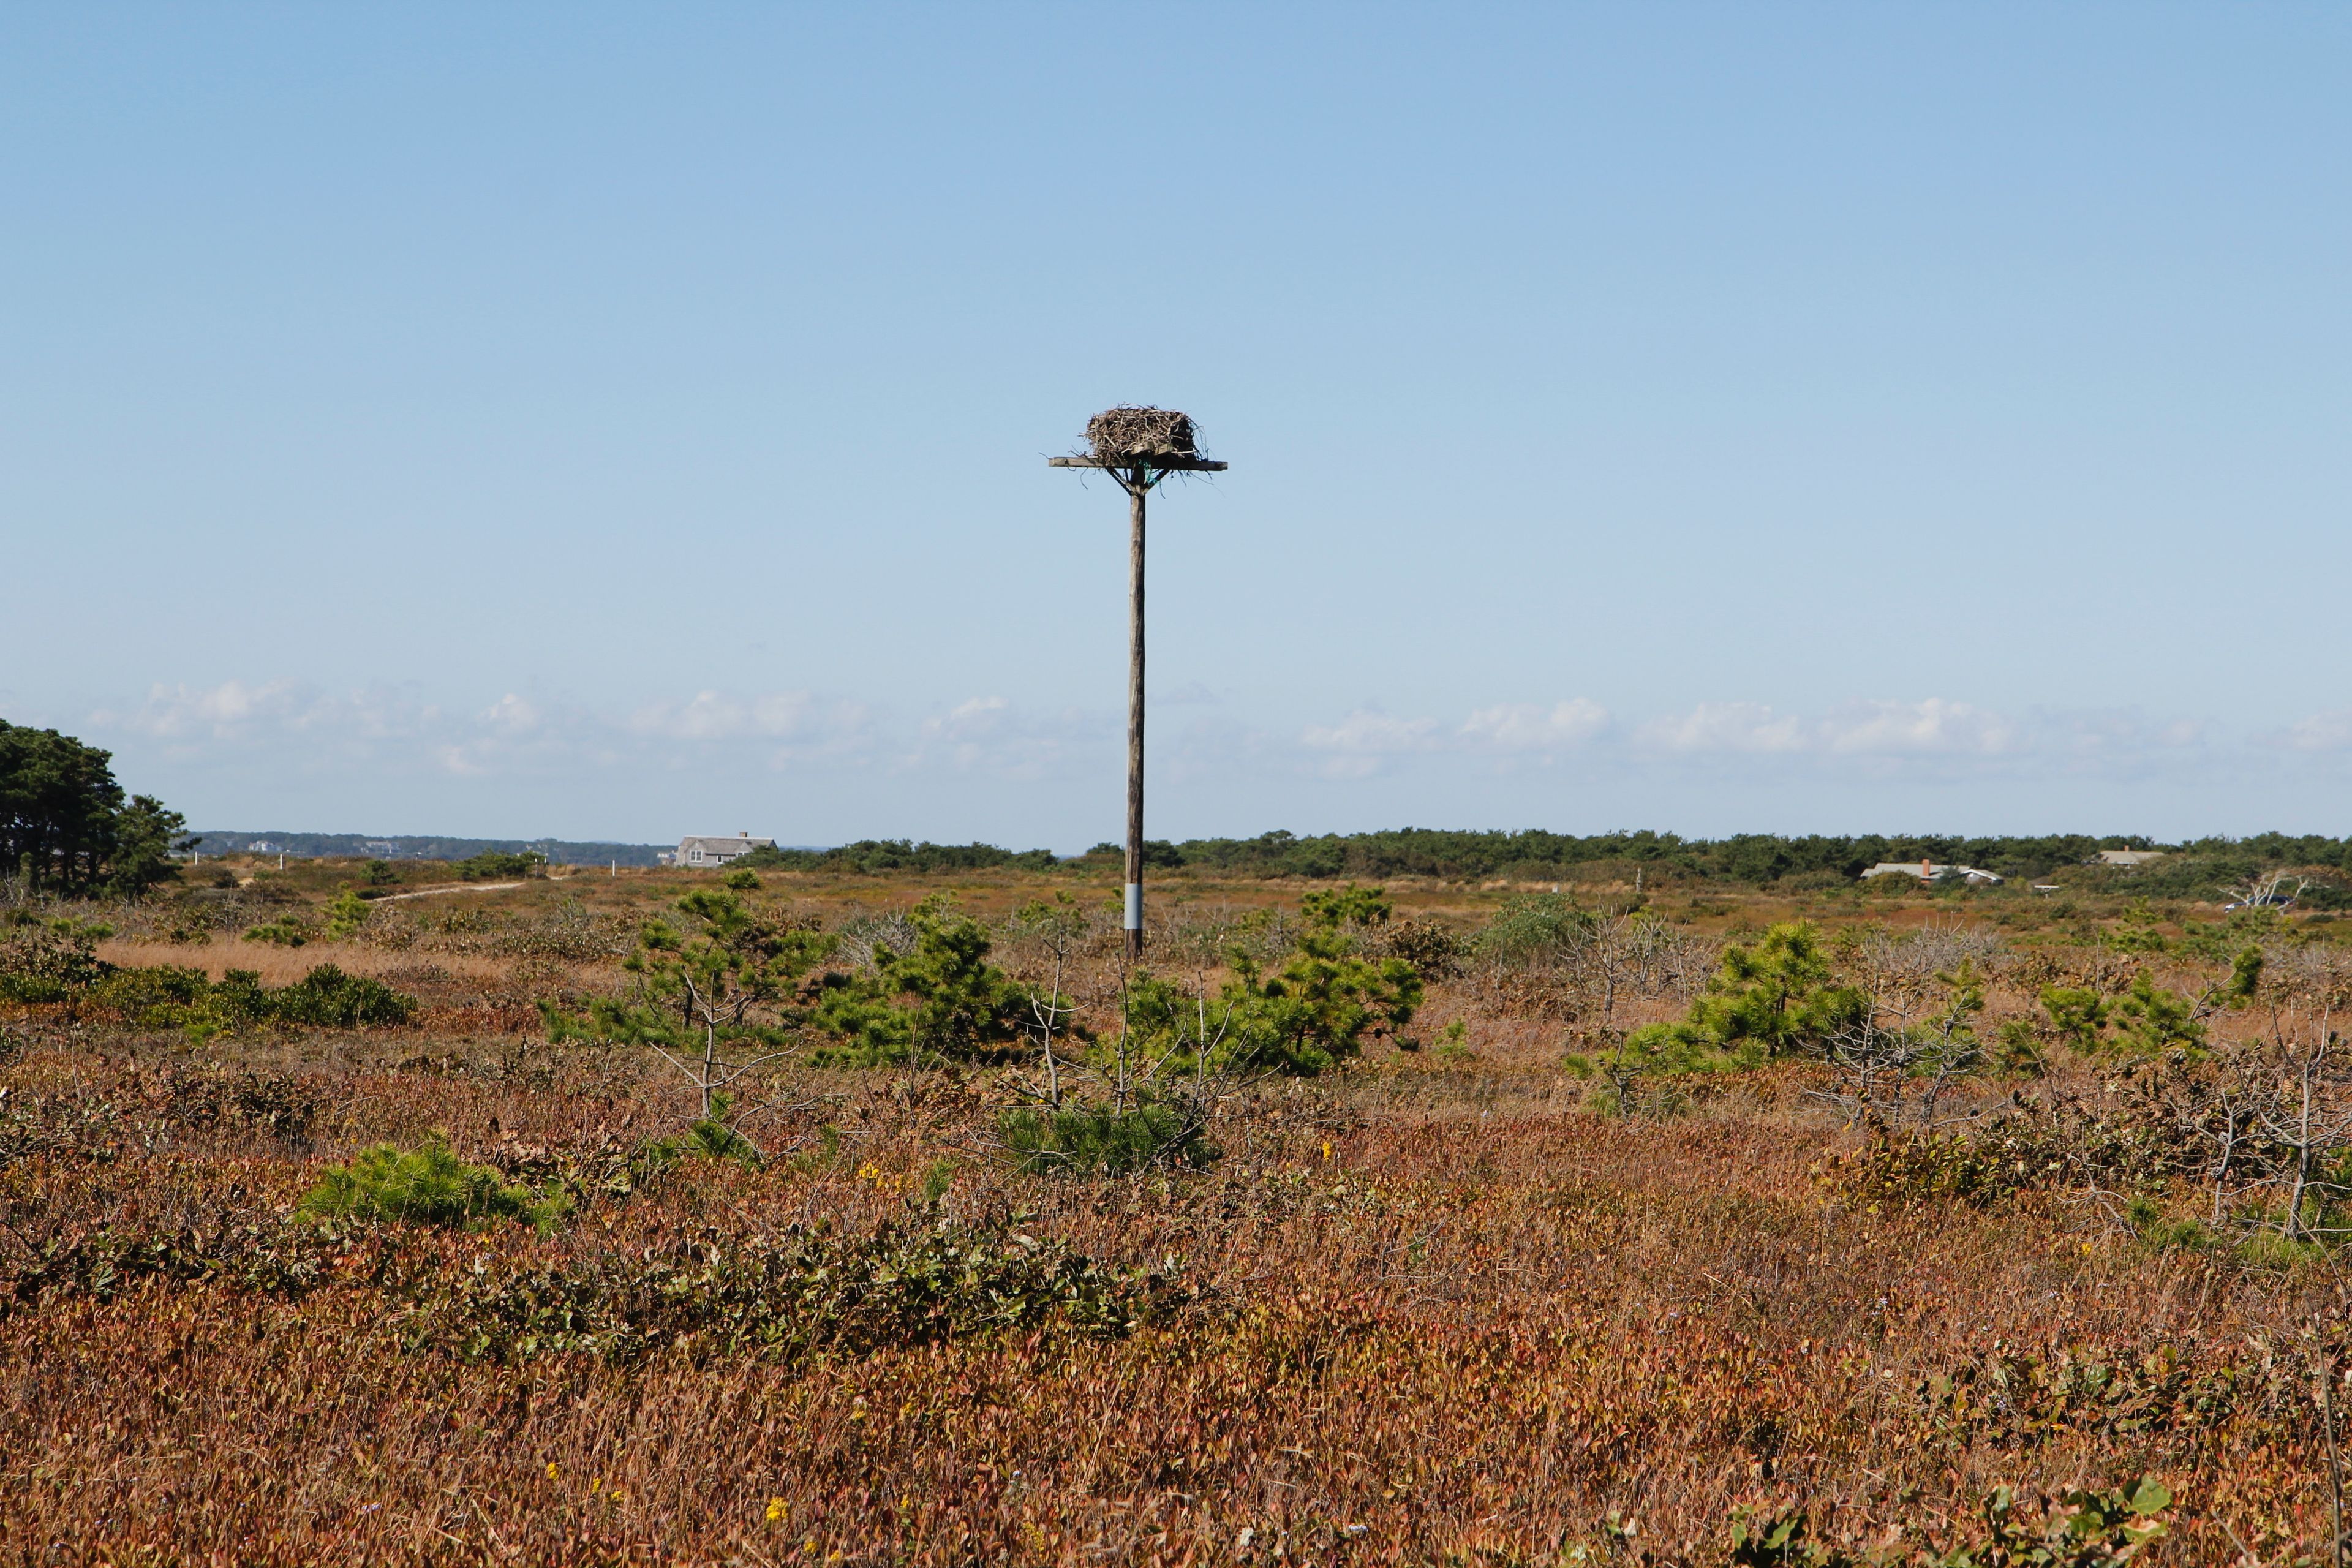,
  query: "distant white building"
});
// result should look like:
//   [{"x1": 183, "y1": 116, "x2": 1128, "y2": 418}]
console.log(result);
[
  {"x1": 1860, "y1": 861, "x2": 2004, "y2": 886},
  {"x1": 2095, "y1": 850, "x2": 2167, "y2": 867},
  {"x1": 676, "y1": 833, "x2": 774, "y2": 869}
]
